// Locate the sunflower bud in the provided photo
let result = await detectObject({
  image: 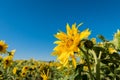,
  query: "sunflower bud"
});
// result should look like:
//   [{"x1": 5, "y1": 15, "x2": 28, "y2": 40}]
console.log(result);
[{"x1": 84, "y1": 40, "x2": 93, "y2": 49}]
